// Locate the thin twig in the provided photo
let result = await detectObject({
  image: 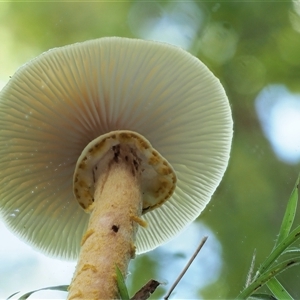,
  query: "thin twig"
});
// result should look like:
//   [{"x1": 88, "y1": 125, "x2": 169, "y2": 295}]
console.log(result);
[{"x1": 164, "y1": 236, "x2": 208, "y2": 300}]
